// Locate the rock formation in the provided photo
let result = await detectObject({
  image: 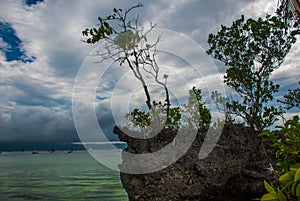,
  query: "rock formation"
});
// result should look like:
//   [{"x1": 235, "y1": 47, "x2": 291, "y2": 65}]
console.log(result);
[{"x1": 114, "y1": 124, "x2": 273, "y2": 201}]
